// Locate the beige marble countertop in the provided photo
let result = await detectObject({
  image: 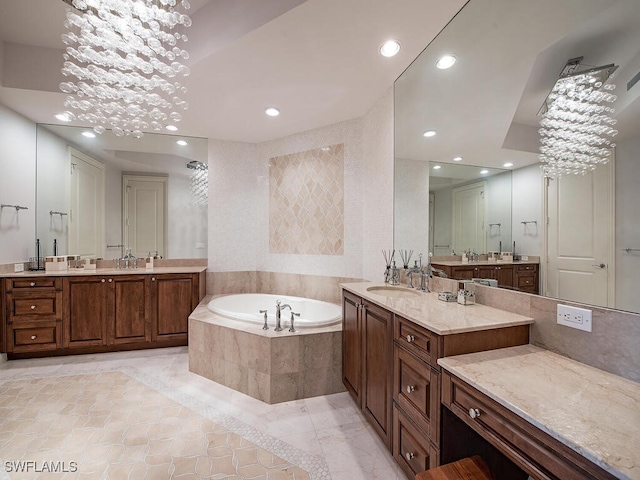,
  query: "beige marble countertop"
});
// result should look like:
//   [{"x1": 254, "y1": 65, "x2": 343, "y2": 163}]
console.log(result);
[
  {"x1": 340, "y1": 282, "x2": 533, "y2": 335},
  {"x1": 439, "y1": 345, "x2": 640, "y2": 480},
  {"x1": 0, "y1": 266, "x2": 206, "y2": 278},
  {"x1": 430, "y1": 259, "x2": 539, "y2": 266}
]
